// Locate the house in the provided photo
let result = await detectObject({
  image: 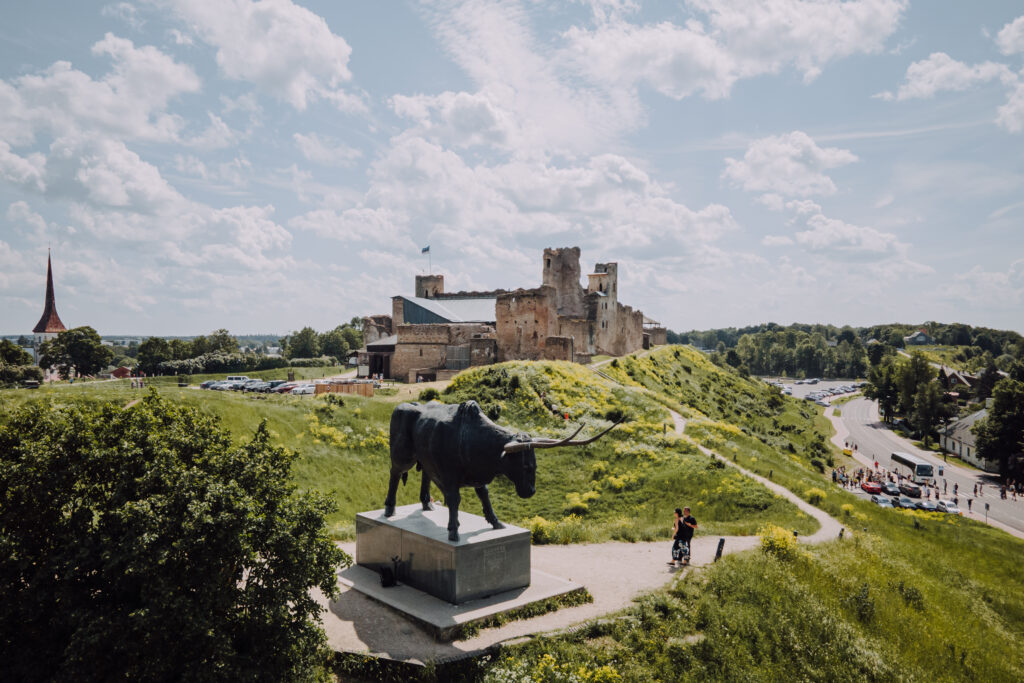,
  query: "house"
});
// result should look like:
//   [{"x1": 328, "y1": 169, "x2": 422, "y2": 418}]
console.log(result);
[
  {"x1": 903, "y1": 329, "x2": 934, "y2": 345},
  {"x1": 940, "y1": 409, "x2": 998, "y2": 472},
  {"x1": 937, "y1": 366, "x2": 978, "y2": 393}
]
